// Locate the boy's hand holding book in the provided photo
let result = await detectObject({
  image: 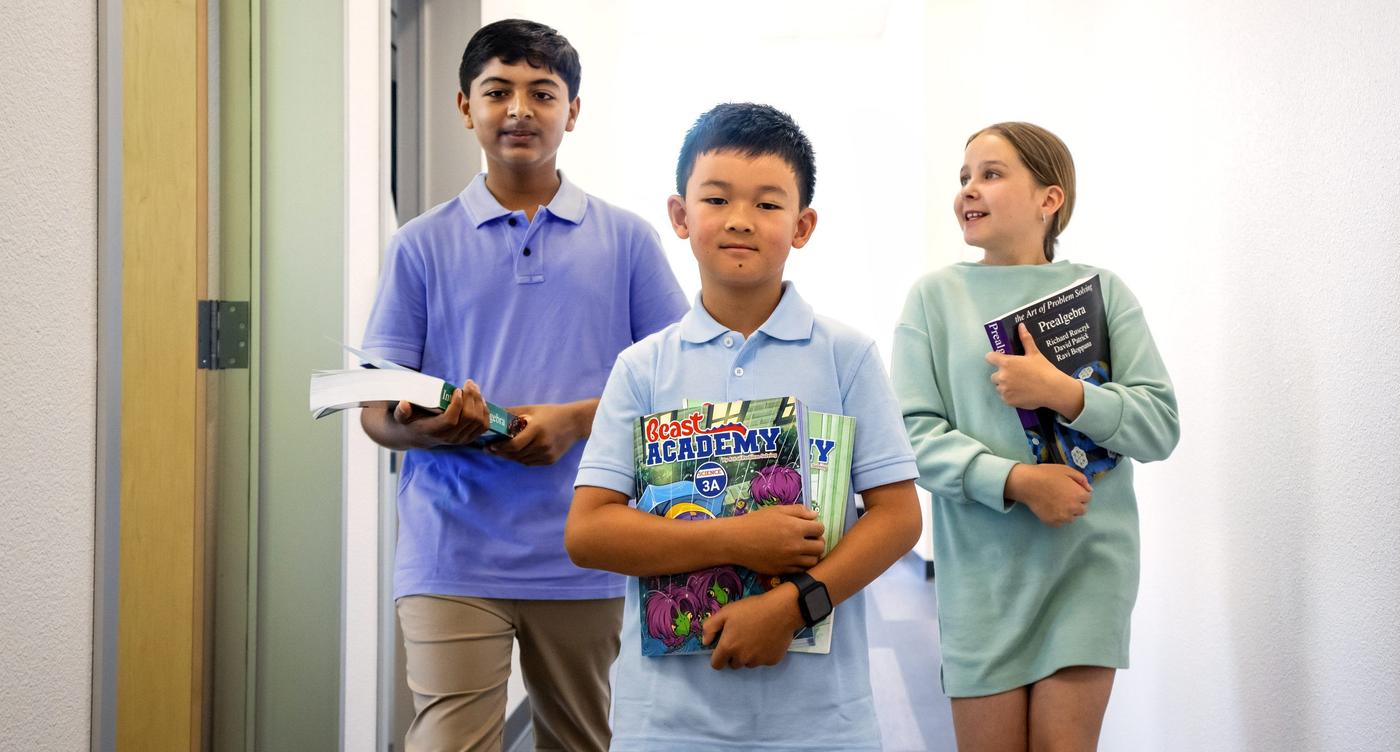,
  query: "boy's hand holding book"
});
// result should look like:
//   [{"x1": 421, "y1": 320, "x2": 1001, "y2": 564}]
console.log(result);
[
  {"x1": 721, "y1": 505, "x2": 826, "y2": 575},
  {"x1": 985, "y1": 323, "x2": 1086, "y2": 421},
  {"x1": 487, "y1": 399, "x2": 597, "y2": 466},
  {"x1": 387, "y1": 380, "x2": 493, "y2": 448},
  {"x1": 1005, "y1": 463, "x2": 1093, "y2": 528},
  {"x1": 701, "y1": 584, "x2": 806, "y2": 671}
]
